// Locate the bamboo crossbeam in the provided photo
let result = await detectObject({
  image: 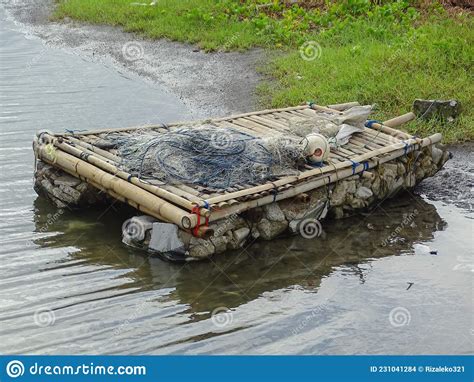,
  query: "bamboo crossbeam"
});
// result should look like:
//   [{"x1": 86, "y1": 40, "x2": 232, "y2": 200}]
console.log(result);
[{"x1": 57, "y1": 102, "x2": 348, "y2": 137}]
